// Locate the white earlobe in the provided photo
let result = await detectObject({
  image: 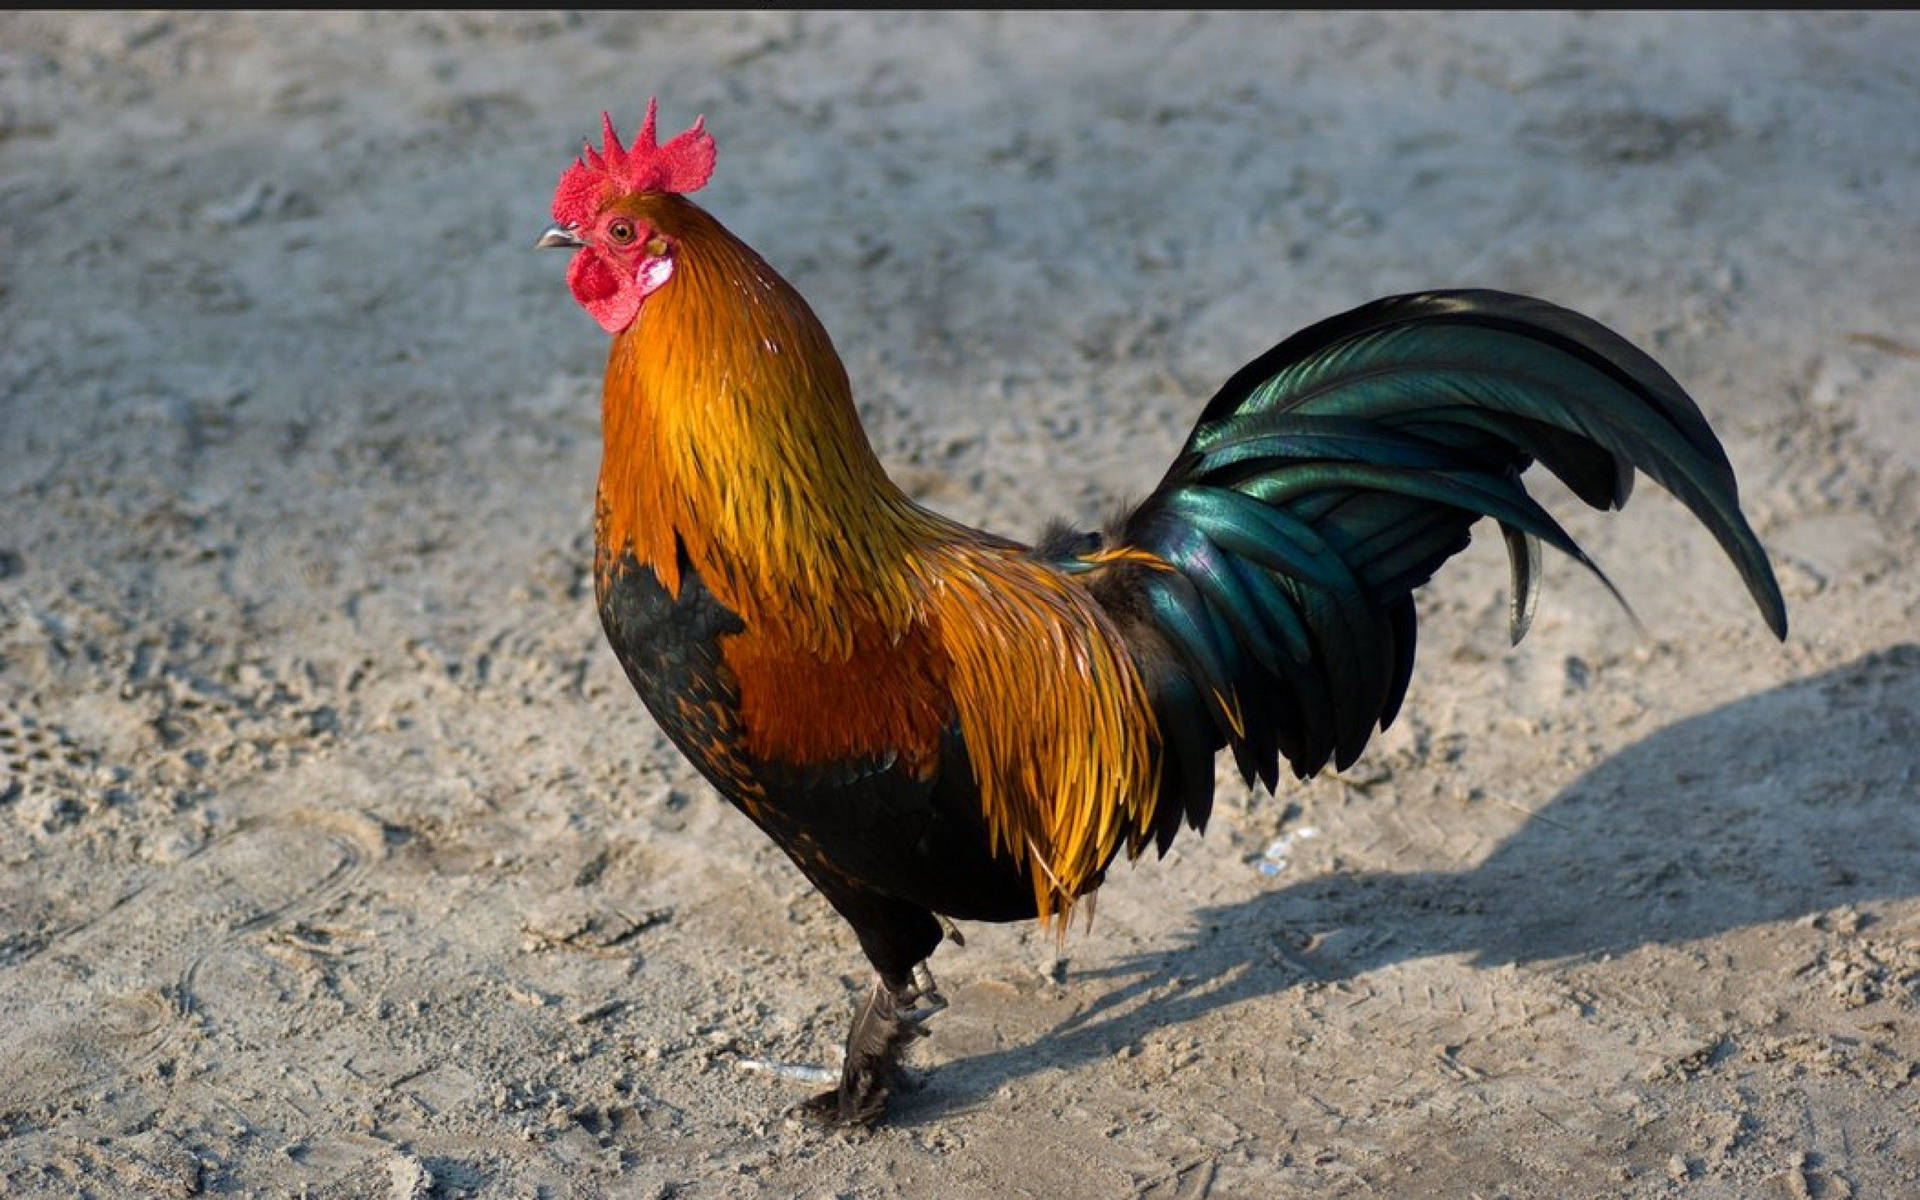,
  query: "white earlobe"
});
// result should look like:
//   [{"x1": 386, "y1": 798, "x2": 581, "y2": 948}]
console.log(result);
[{"x1": 636, "y1": 255, "x2": 674, "y2": 297}]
